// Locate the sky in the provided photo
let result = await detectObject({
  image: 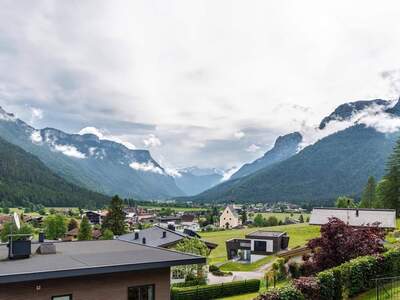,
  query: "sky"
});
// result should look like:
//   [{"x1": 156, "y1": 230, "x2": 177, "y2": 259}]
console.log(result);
[{"x1": 1, "y1": 0, "x2": 400, "y2": 170}]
